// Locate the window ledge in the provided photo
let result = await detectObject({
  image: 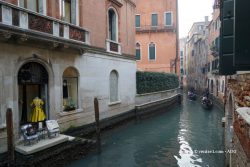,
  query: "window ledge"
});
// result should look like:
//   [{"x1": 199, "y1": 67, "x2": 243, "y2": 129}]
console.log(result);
[
  {"x1": 59, "y1": 108, "x2": 84, "y2": 117},
  {"x1": 109, "y1": 101, "x2": 121, "y2": 106}
]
